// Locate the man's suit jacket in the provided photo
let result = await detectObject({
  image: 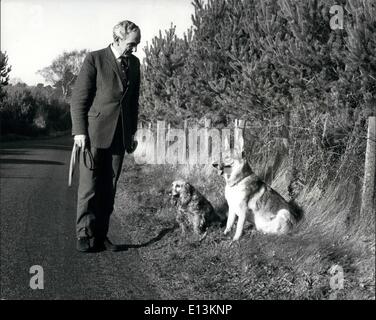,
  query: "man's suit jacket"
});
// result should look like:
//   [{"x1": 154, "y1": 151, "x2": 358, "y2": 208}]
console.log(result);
[{"x1": 70, "y1": 45, "x2": 140, "y2": 149}]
